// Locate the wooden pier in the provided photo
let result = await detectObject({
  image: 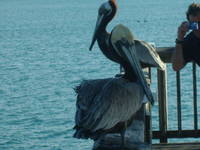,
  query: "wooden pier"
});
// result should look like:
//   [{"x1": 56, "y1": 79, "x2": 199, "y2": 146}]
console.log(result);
[
  {"x1": 92, "y1": 47, "x2": 200, "y2": 150},
  {"x1": 152, "y1": 47, "x2": 200, "y2": 146},
  {"x1": 153, "y1": 142, "x2": 200, "y2": 150}
]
